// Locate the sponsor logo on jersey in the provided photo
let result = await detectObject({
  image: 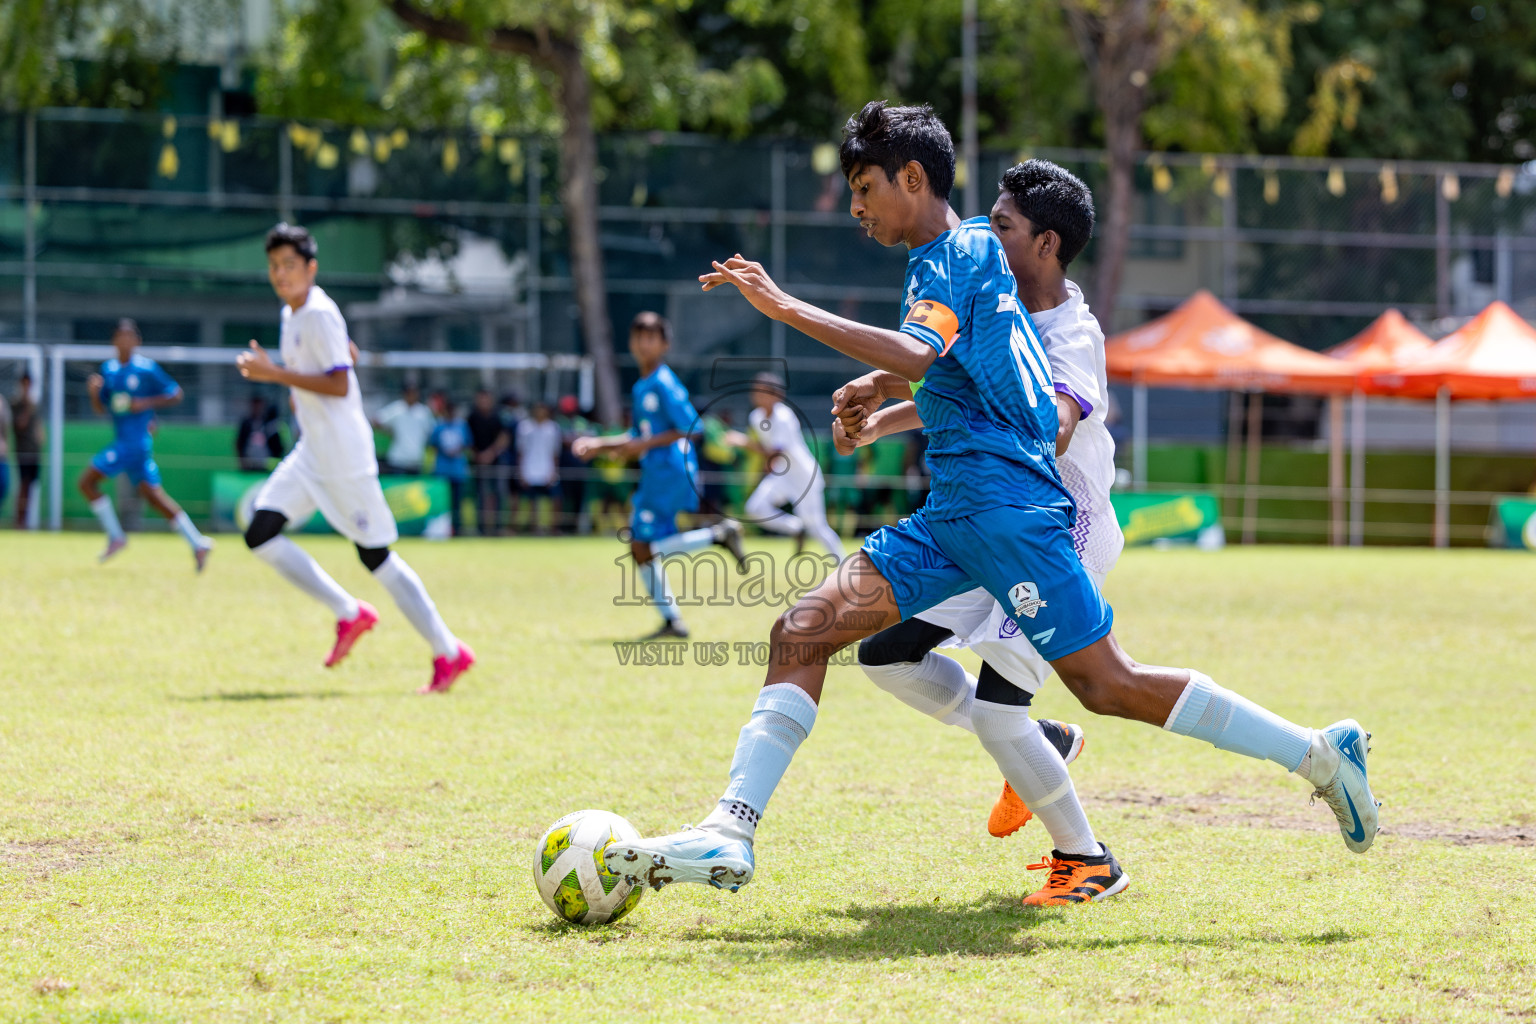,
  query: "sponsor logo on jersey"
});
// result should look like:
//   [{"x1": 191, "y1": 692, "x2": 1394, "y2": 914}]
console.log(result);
[
  {"x1": 1008, "y1": 581, "x2": 1047, "y2": 619},
  {"x1": 642, "y1": 393, "x2": 660, "y2": 412}
]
